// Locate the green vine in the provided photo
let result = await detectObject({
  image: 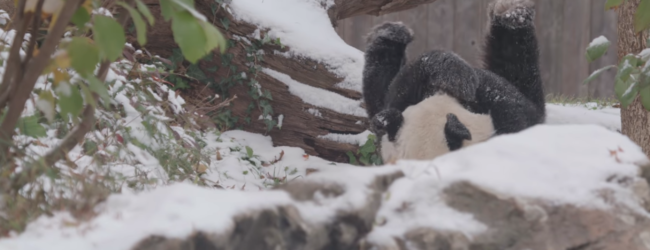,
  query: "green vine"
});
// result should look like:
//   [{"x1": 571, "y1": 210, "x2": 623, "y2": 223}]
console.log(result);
[
  {"x1": 347, "y1": 134, "x2": 383, "y2": 166},
  {"x1": 150, "y1": 2, "x2": 285, "y2": 134}
]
